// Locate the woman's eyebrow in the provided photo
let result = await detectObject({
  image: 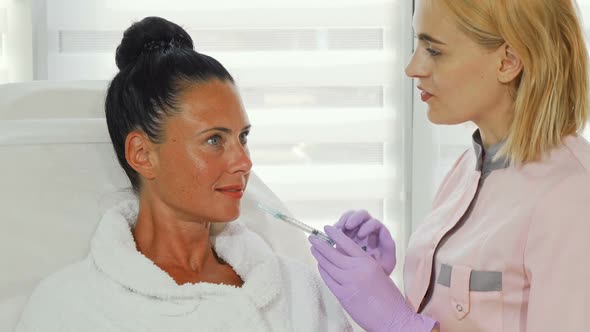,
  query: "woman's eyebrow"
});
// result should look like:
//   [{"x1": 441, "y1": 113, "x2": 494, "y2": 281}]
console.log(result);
[
  {"x1": 198, "y1": 125, "x2": 251, "y2": 135},
  {"x1": 198, "y1": 127, "x2": 230, "y2": 135},
  {"x1": 418, "y1": 33, "x2": 447, "y2": 45}
]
